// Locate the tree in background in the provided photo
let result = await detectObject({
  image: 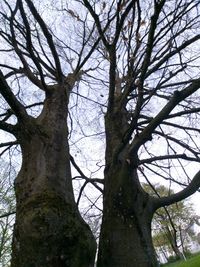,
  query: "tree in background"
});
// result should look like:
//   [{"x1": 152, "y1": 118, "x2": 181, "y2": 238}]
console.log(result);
[
  {"x1": 0, "y1": 1, "x2": 200, "y2": 267},
  {"x1": 145, "y1": 184, "x2": 198, "y2": 262},
  {"x1": 0, "y1": 161, "x2": 15, "y2": 267}
]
